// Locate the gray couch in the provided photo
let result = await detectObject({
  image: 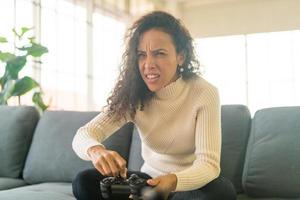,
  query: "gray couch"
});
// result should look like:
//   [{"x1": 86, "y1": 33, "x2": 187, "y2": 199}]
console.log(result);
[{"x1": 0, "y1": 105, "x2": 299, "y2": 200}]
